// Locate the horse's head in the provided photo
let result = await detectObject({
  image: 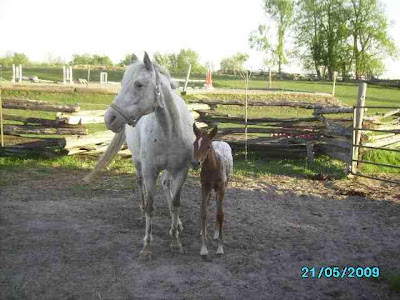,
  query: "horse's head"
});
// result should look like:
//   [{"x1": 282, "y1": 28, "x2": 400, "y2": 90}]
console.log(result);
[
  {"x1": 192, "y1": 123, "x2": 218, "y2": 168},
  {"x1": 105, "y1": 52, "x2": 163, "y2": 133}
]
